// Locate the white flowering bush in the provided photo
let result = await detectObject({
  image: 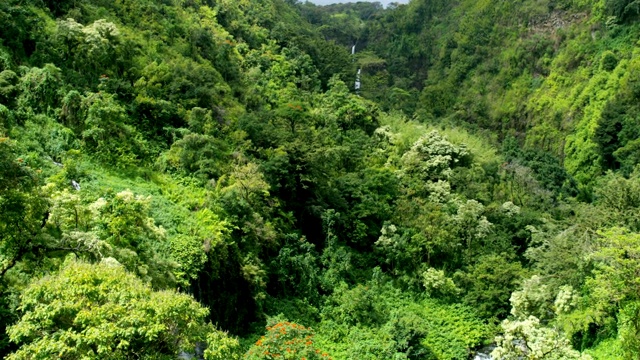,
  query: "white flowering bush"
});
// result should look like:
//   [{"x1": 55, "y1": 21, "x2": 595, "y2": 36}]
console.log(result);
[
  {"x1": 421, "y1": 267, "x2": 460, "y2": 299},
  {"x1": 400, "y1": 130, "x2": 469, "y2": 181},
  {"x1": 492, "y1": 316, "x2": 591, "y2": 360}
]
